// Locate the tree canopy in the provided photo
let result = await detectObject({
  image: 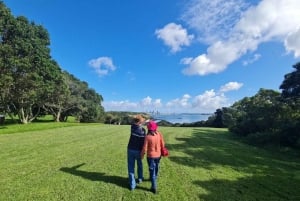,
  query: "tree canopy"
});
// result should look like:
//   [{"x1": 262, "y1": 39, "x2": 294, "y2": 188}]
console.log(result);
[{"x1": 0, "y1": 1, "x2": 104, "y2": 123}]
